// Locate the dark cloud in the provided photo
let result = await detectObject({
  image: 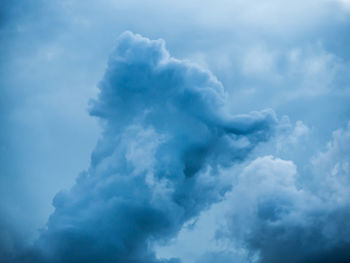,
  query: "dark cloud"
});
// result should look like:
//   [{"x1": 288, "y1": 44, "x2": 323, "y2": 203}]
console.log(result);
[
  {"x1": 2, "y1": 32, "x2": 277, "y2": 263},
  {"x1": 1, "y1": 0, "x2": 350, "y2": 262}
]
